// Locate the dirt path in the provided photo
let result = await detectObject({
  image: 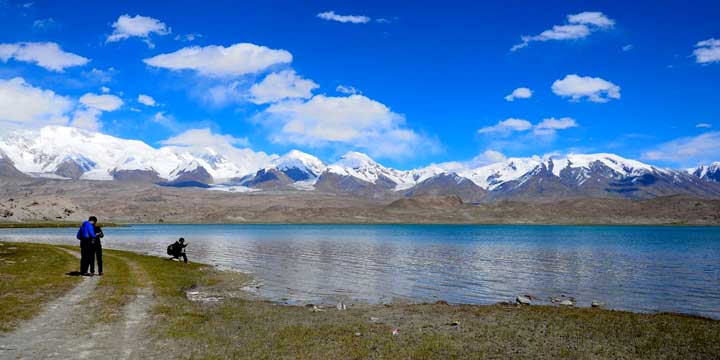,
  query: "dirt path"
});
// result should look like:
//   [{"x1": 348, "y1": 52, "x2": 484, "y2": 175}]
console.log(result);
[{"x1": 0, "y1": 250, "x2": 155, "y2": 360}]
